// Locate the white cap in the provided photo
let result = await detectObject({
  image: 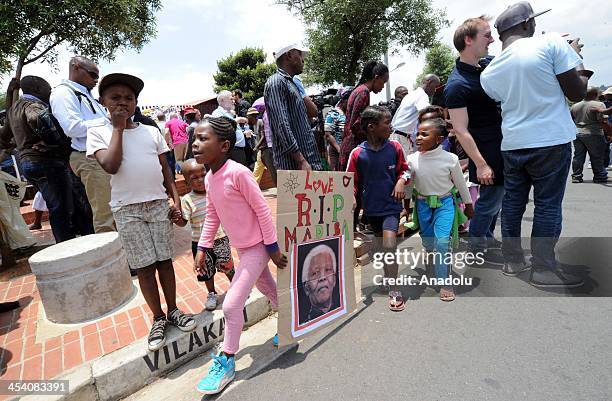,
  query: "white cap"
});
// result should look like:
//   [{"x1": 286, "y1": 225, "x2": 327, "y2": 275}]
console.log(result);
[{"x1": 273, "y1": 43, "x2": 309, "y2": 60}]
